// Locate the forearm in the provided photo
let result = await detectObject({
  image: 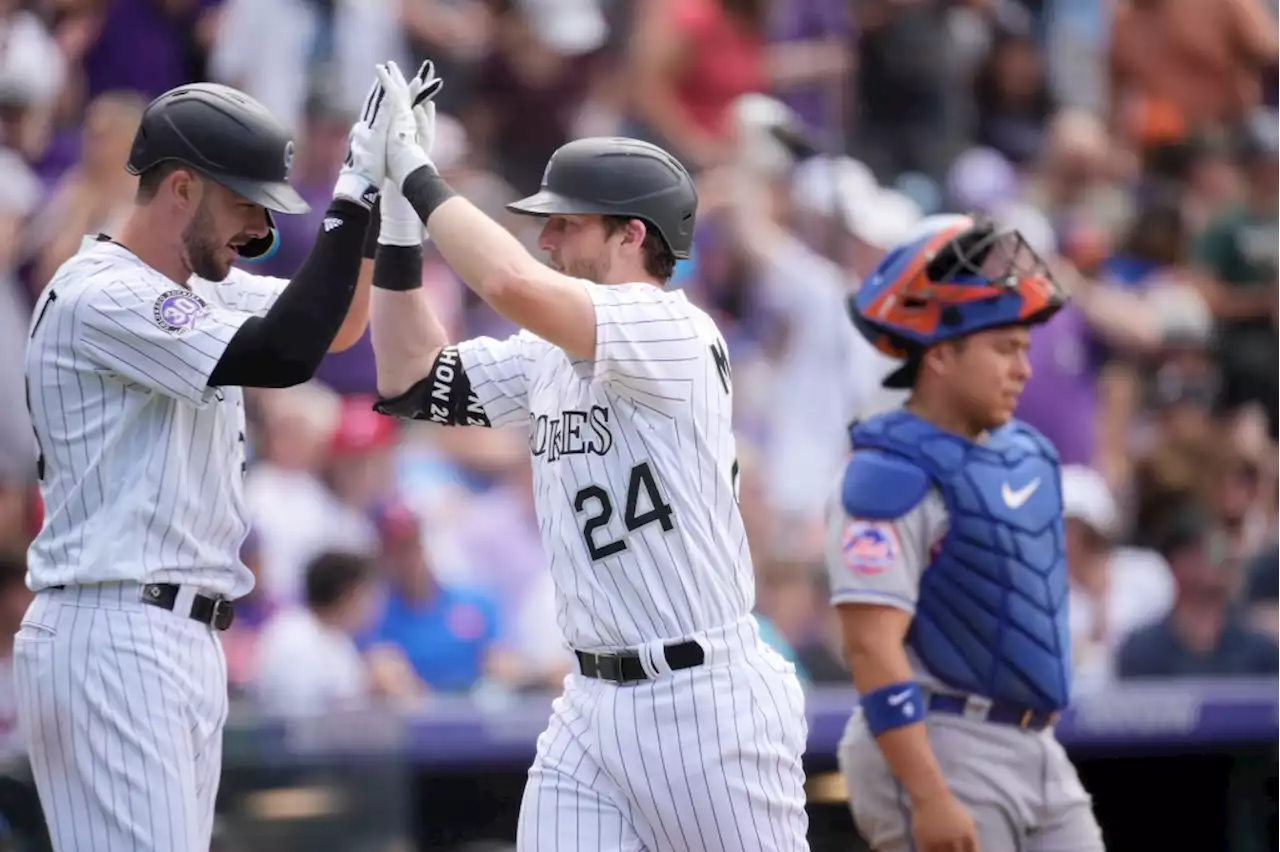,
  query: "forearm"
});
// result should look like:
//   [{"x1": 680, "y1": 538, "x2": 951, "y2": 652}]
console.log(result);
[
  {"x1": 403, "y1": 174, "x2": 596, "y2": 355},
  {"x1": 1072, "y1": 281, "x2": 1160, "y2": 352},
  {"x1": 371, "y1": 245, "x2": 448, "y2": 396},
  {"x1": 369, "y1": 178, "x2": 455, "y2": 398},
  {"x1": 725, "y1": 177, "x2": 787, "y2": 265},
  {"x1": 1095, "y1": 361, "x2": 1137, "y2": 489},
  {"x1": 331, "y1": 259, "x2": 373, "y2": 352},
  {"x1": 402, "y1": 169, "x2": 542, "y2": 297},
  {"x1": 334, "y1": 198, "x2": 380, "y2": 353},
  {"x1": 845, "y1": 638, "x2": 950, "y2": 805},
  {"x1": 208, "y1": 199, "x2": 368, "y2": 388}
]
